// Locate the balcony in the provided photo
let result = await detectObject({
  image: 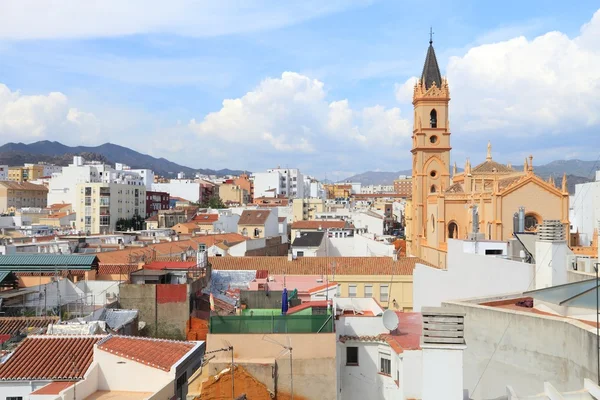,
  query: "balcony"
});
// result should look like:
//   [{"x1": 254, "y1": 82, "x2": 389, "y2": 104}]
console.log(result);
[
  {"x1": 99, "y1": 197, "x2": 110, "y2": 207},
  {"x1": 209, "y1": 314, "x2": 333, "y2": 334}
]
